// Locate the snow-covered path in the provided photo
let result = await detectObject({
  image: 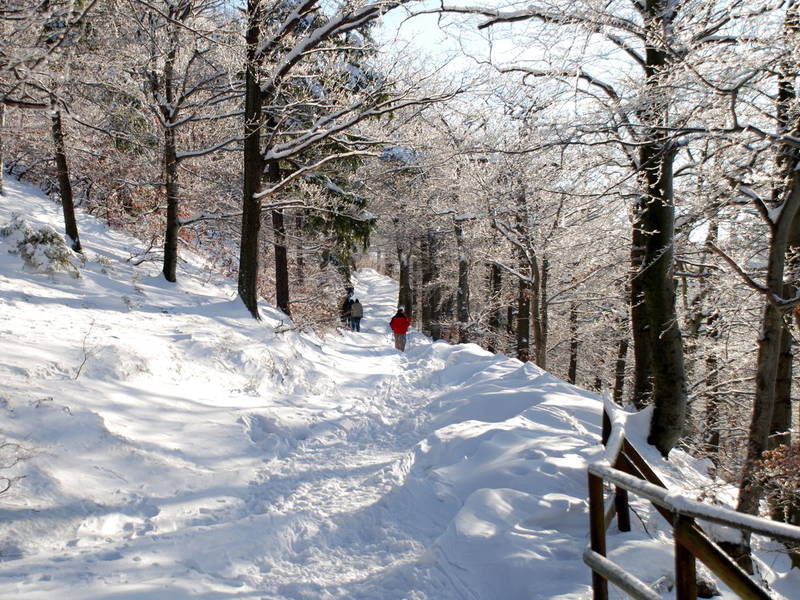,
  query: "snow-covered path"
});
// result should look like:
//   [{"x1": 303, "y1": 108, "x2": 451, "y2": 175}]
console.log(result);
[{"x1": 0, "y1": 179, "x2": 461, "y2": 599}]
